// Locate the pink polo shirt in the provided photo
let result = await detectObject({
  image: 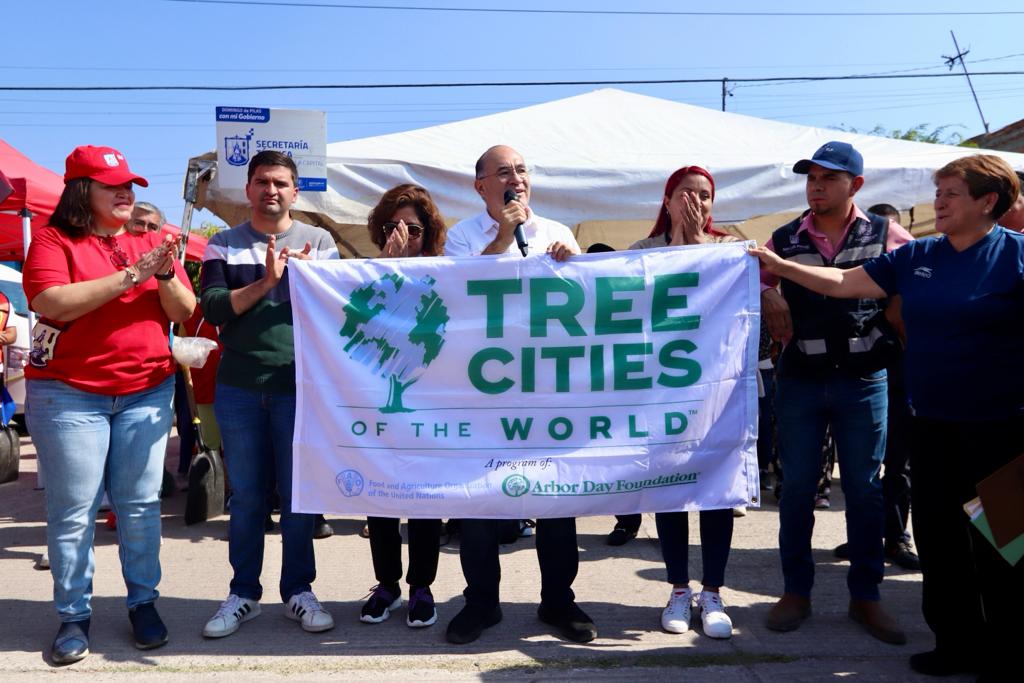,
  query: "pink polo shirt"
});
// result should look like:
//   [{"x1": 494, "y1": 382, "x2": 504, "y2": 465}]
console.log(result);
[{"x1": 760, "y1": 205, "x2": 914, "y2": 291}]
